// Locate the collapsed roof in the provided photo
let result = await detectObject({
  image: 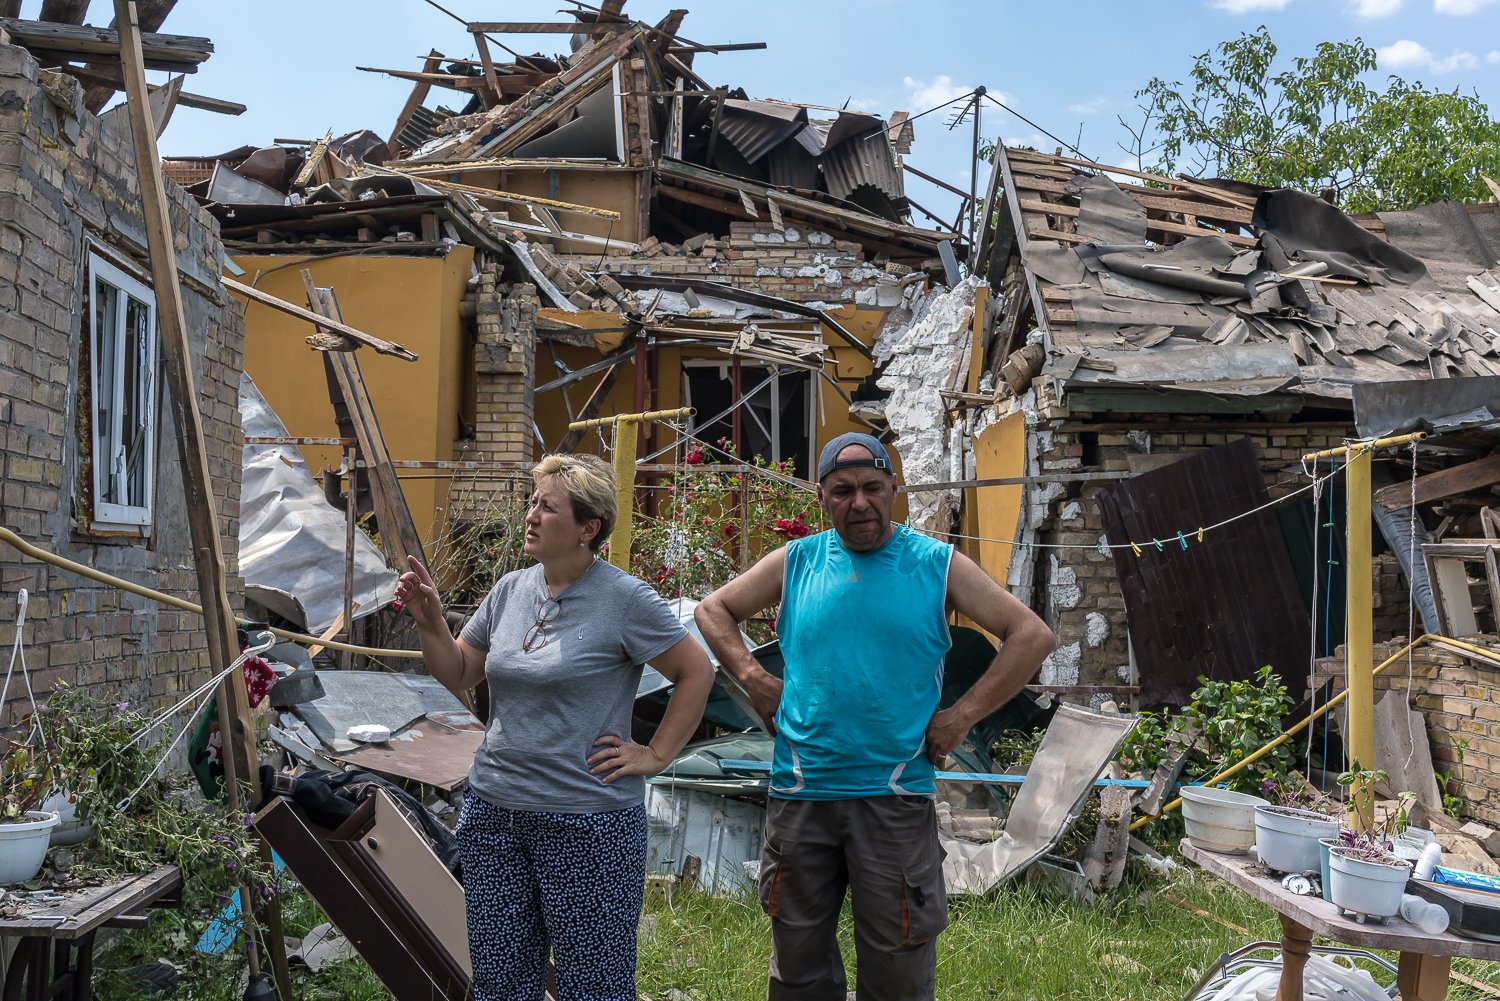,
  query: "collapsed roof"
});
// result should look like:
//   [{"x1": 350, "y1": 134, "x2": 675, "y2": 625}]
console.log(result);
[
  {"x1": 164, "y1": 1, "x2": 956, "y2": 267},
  {"x1": 986, "y1": 146, "x2": 1500, "y2": 410}
]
